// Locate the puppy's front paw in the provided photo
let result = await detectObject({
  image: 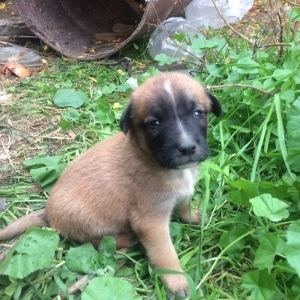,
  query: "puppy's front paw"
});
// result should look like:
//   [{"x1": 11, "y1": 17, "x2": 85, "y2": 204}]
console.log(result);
[
  {"x1": 178, "y1": 206, "x2": 201, "y2": 225},
  {"x1": 162, "y1": 273, "x2": 190, "y2": 299}
]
